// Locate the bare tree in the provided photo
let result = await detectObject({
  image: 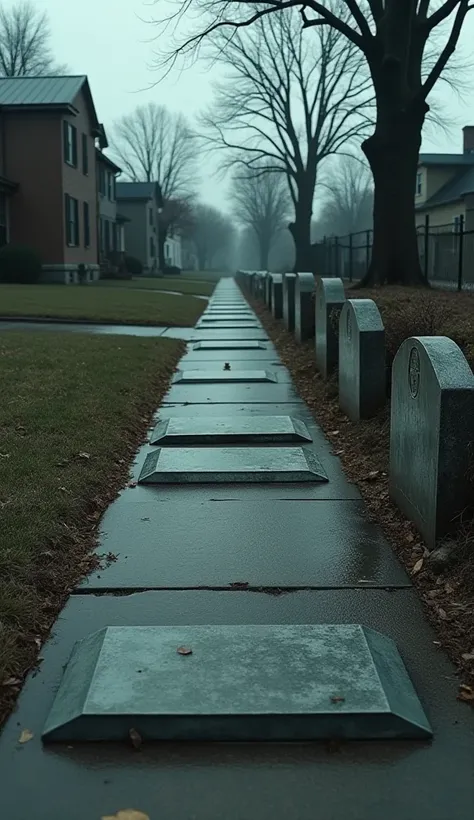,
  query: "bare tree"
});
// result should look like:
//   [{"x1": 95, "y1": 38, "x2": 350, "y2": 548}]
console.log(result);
[
  {"x1": 199, "y1": 6, "x2": 372, "y2": 272},
  {"x1": 0, "y1": 1, "x2": 66, "y2": 76},
  {"x1": 317, "y1": 155, "x2": 374, "y2": 237},
  {"x1": 190, "y1": 204, "x2": 235, "y2": 270},
  {"x1": 232, "y1": 163, "x2": 291, "y2": 270},
  {"x1": 152, "y1": 0, "x2": 474, "y2": 286},
  {"x1": 112, "y1": 103, "x2": 197, "y2": 269}
]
